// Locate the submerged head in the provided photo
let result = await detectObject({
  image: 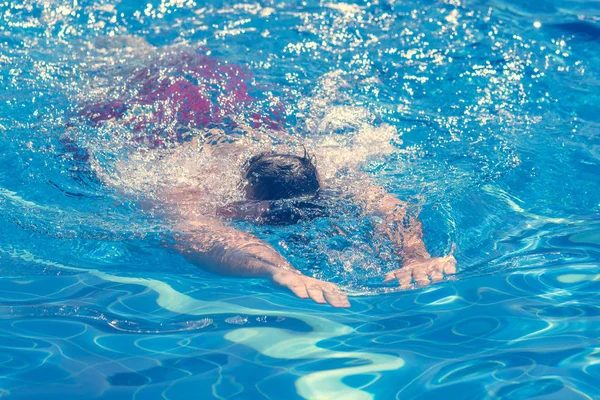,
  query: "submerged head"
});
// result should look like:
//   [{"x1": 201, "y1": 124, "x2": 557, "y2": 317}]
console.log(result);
[{"x1": 243, "y1": 151, "x2": 320, "y2": 201}]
